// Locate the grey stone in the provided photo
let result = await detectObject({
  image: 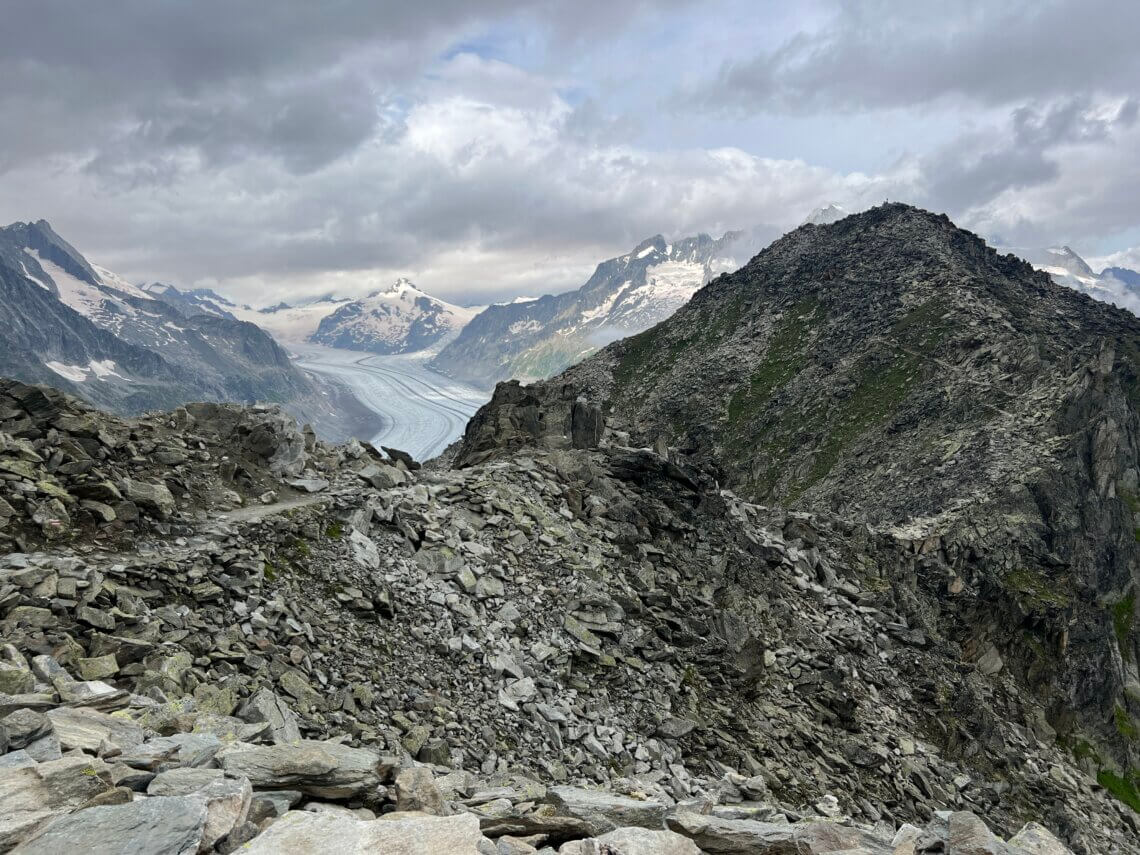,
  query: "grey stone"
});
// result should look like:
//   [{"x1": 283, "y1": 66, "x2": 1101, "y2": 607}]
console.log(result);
[
  {"x1": 238, "y1": 809, "x2": 483, "y2": 854},
  {"x1": 1007, "y1": 822, "x2": 1073, "y2": 854},
  {"x1": 11, "y1": 794, "x2": 208, "y2": 855},
  {"x1": 46, "y1": 707, "x2": 144, "y2": 754},
  {"x1": 395, "y1": 766, "x2": 446, "y2": 815},
  {"x1": 547, "y1": 786, "x2": 668, "y2": 834},
  {"x1": 238, "y1": 687, "x2": 302, "y2": 744},
  {"x1": 123, "y1": 479, "x2": 176, "y2": 518},
  {"x1": 216, "y1": 740, "x2": 382, "y2": 799}
]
